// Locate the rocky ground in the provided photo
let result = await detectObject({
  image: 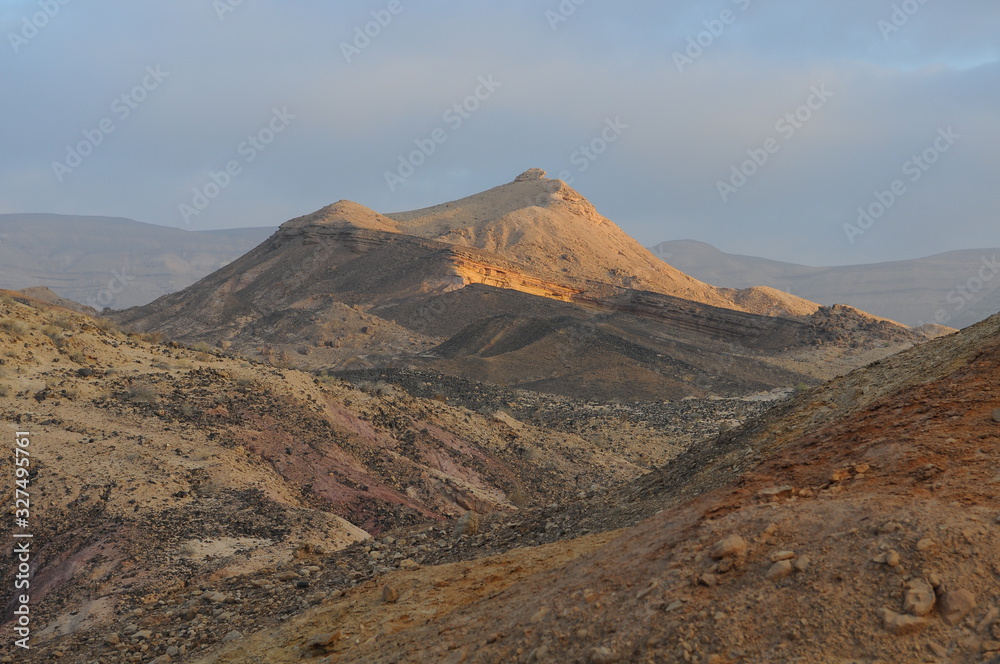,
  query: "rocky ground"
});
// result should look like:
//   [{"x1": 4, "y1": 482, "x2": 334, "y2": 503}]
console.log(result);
[{"x1": 0, "y1": 291, "x2": 782, "y2": 664}]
